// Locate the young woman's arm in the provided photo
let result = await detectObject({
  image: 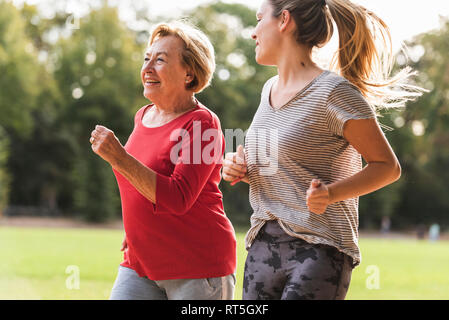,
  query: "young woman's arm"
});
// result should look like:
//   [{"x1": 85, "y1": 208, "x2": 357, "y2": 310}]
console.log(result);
[{"x1": 306, "y1": 118, "x2": 401, "y2": 214}]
